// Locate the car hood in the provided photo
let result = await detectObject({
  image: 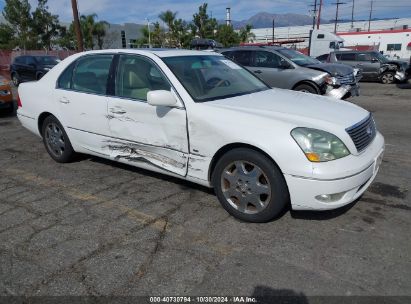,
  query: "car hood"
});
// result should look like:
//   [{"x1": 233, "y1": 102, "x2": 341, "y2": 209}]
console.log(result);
[
  {"x1": 205, "y1": 88, "x2": 368, "y2": 129},
  {"x1": 305, "y1": 63, "x2": 353, "y2": 76}
]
